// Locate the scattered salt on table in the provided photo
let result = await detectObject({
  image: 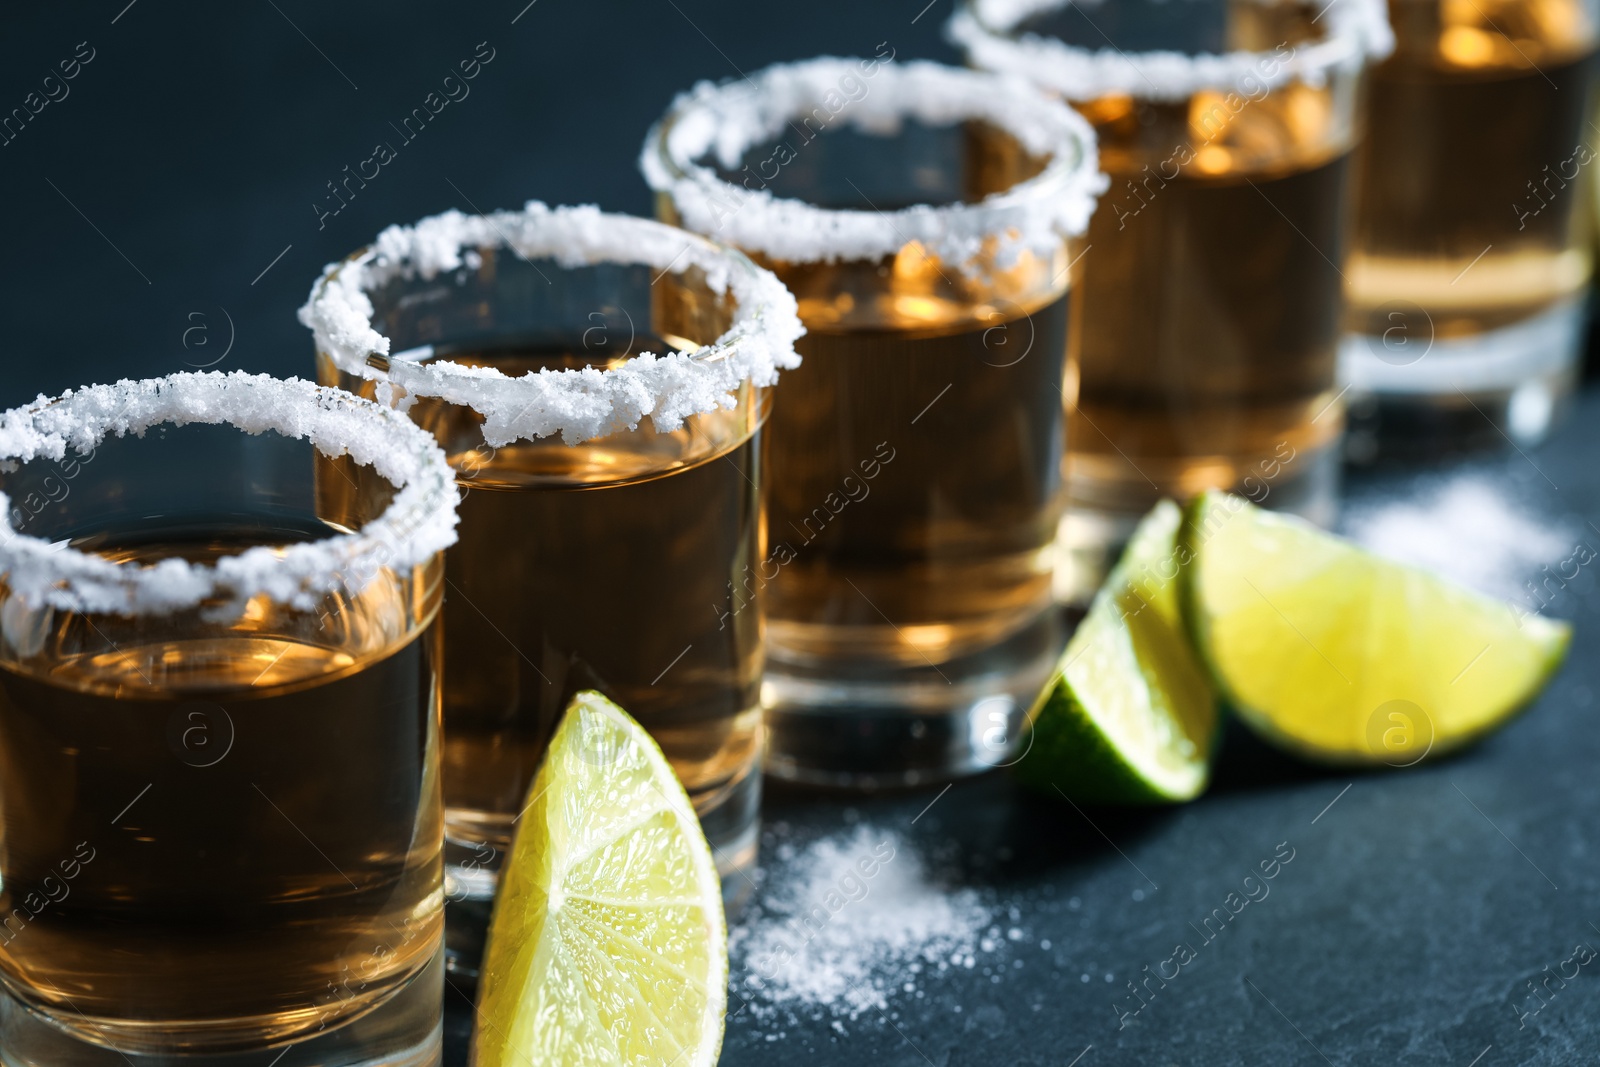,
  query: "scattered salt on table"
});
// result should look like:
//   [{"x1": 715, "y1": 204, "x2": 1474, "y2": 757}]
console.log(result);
[
  {"x1": 729, "y1": 826, "x2": 994, "y2": 1021},
  {"x1": 1345, "y1": 473, "x2": 1575, "y2": 603}
]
